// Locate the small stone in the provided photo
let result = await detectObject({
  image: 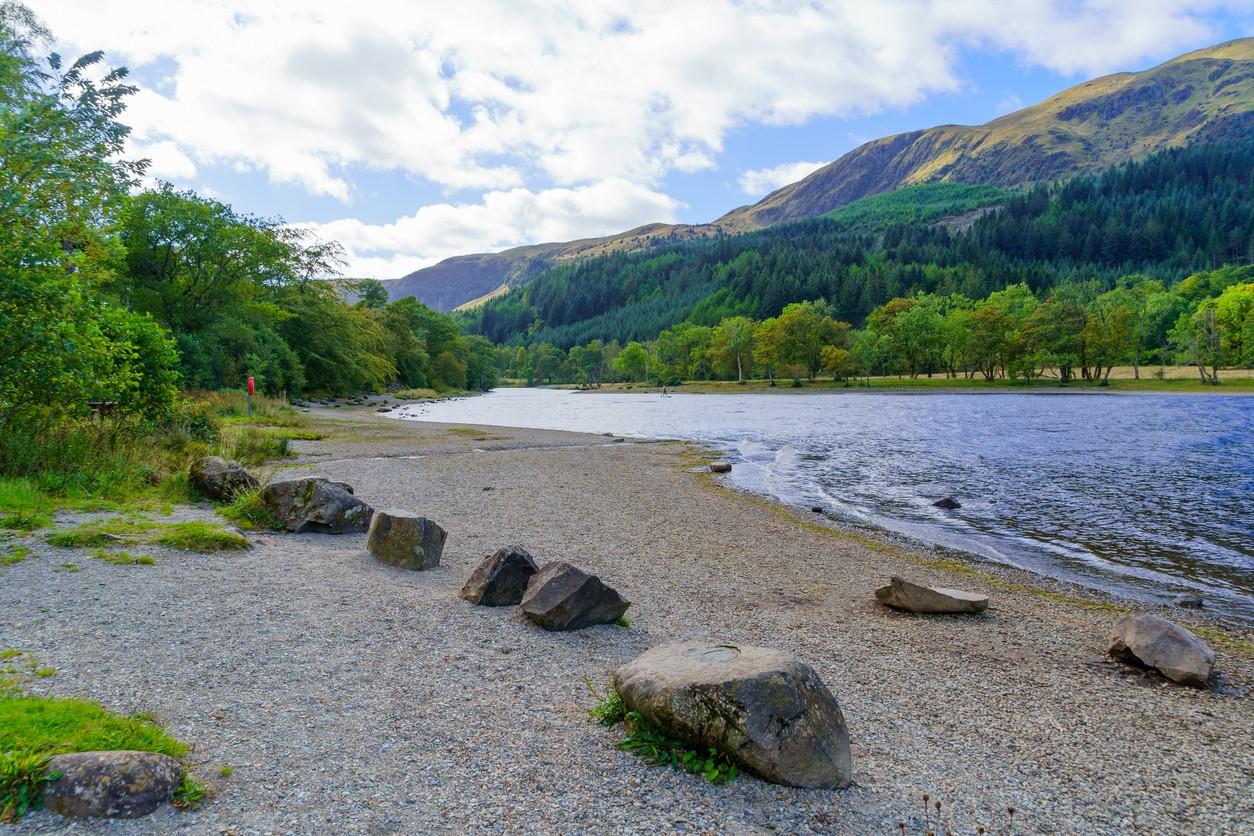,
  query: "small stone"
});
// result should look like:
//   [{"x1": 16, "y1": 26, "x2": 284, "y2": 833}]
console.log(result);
[
  {"x1": 875, "y1": 576, "x2": 988, "y2": 614},
  {"x1": 519, "y1": 562, "x2": 629, "y2": 630},
  {"x1": 811, "y1": 506, "x2": 823, "y2": 513},
  {"x1": 933, "y1": 496, "x2": 962, "y2": 509},
  {"x1": 1171, "y1": 593, "x2": 1204, "y2": 609},
  {"x1": 42, "y1": 750, "x2": 183, "y2": 818},
  {"x1": 461, "y1": 545, "x2": 538, "y2": 606},
  {"x1": 709, "y1": 461, "x2": 732, "y2": 473},
  {"x1": 1108, "y1": 613, "x2": 1215, "y2": 687},
  {"x1": 367, "y1": 509, "x2": 447, "y2": 571},
  {"x1": 189, "y1": 456, "x2": 259, "y2": 501},
  {"x1": 613, "y1": 643, "x2": 852, "y2": 789}
]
